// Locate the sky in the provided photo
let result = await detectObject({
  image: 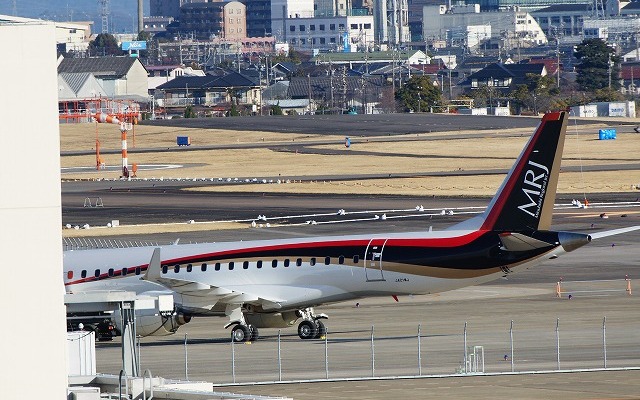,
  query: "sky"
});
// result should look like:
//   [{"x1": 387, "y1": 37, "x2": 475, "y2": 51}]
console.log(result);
[{"x1": 0, "y1": 0, "x2": 150, "y2": 34}]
